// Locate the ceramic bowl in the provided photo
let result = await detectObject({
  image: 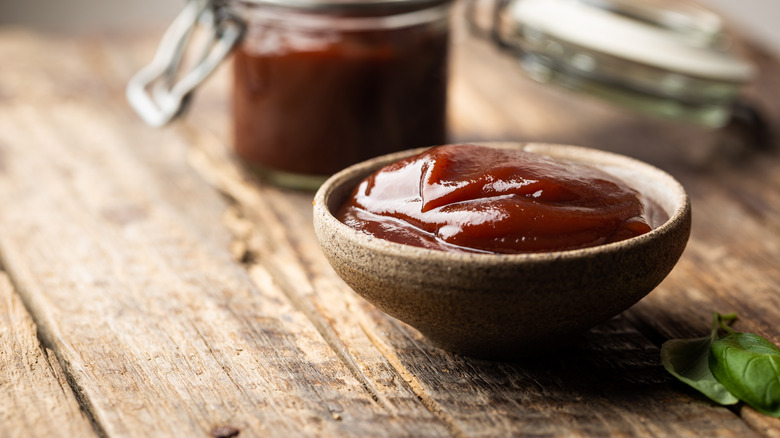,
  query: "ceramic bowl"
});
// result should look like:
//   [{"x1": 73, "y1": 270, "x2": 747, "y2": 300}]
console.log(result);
[{"x1": 313, "y1": 143, "x2": 691, "y2": 359}]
